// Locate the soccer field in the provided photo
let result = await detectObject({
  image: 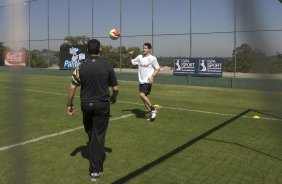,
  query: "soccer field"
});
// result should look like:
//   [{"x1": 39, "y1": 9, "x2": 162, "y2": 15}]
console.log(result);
[{"x1": 0, "y1": 71, "x2": 282, "y2": 184}]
